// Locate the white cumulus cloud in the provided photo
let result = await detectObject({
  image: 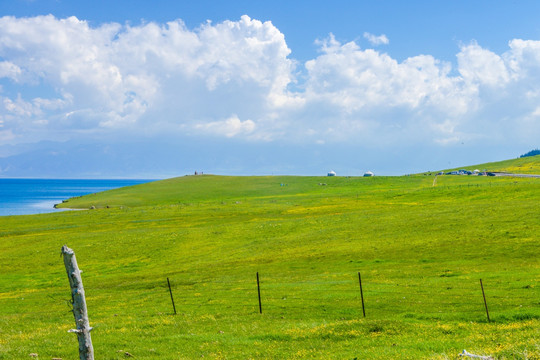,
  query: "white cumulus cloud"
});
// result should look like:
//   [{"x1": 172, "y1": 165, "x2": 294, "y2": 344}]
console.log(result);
[
  {"x1": 195, "y1": 115, "x2": 256, "y2": 138},
  {"x1": 363, "y1": 32, "x2": 389, "y2": 46},
  {"x1": 0, "y1": 61, "x2": 21, "y2": 81},
  {"x1": 0, "y1": 15, "x2": 538, "y2": 159},
  {"x1": 305, "y1": 36, "x2": 466, "y2": 111},
  {"x1": 0, "y1": 15, "x2": 295, "y2": 141},
  {"x1": 457, "y1": 41, "x2": 510, "y2": 87}
]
